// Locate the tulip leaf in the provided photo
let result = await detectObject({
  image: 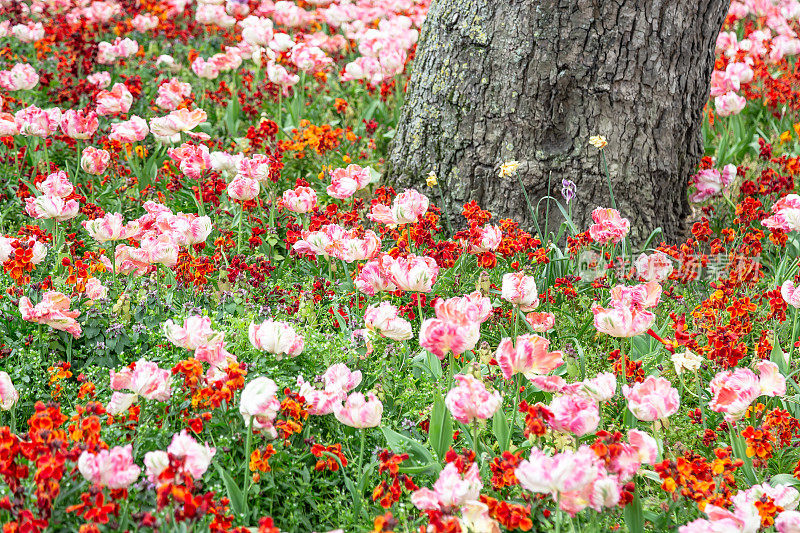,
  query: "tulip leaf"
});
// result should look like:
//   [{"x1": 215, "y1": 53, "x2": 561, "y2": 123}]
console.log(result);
[
  {"x1": 429, "y1": 394, "x2": 453, "y2": 461},
  {"x1": 623, "y1": 489, "x2": 644, "y2": 533},
  {"x1": 215, "y1": 462, "x2": 245, "y2": 518},
  {"x1": 492, "y1": 410, "x2": 510, "y2": 452},
  {"x1": 380, "y1": 426, "x2": 440, "y2": 475}
]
